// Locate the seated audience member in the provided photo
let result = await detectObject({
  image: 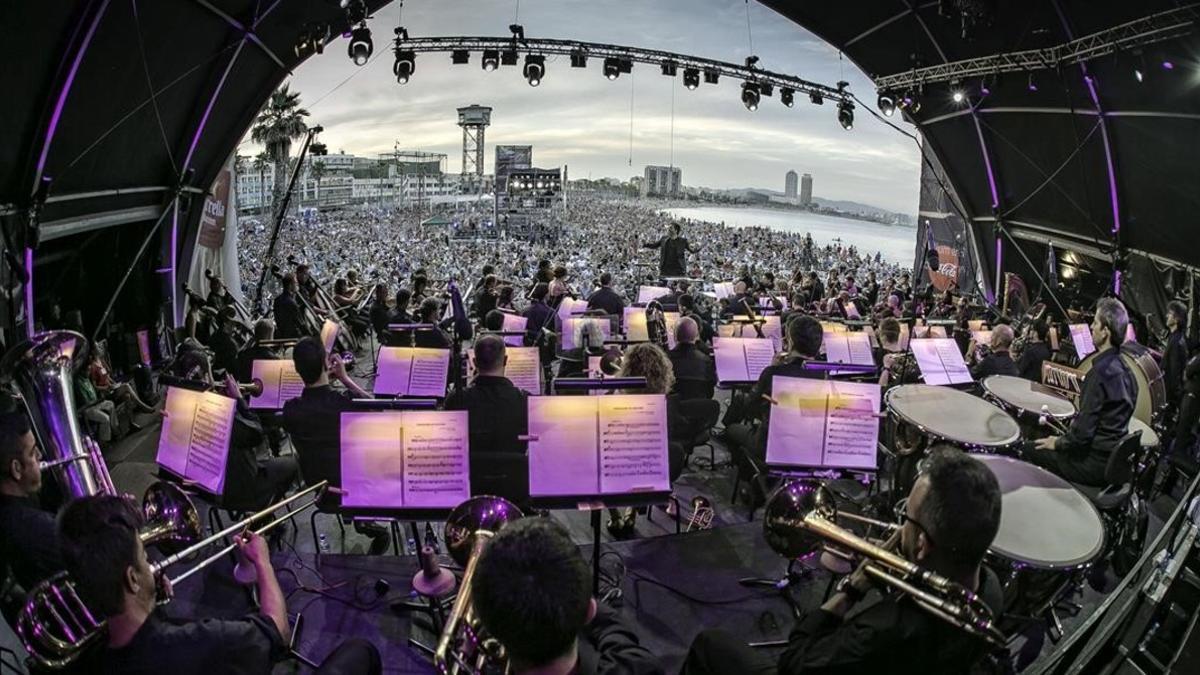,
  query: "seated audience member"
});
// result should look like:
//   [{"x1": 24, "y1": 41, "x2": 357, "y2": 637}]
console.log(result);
[
  {"x1": 281, "y1": 338, "x2": 390, "y2": 554},
  {"x1": 57, "y1": 495, "x2": 382, "y2": 674},
  {"x1": 668, "y1": 317, "x2": 716, "y2": 401},
  {"x1": 1016, "y1": 319, "x2": 1052, "y2": 382},
  {"x1": 969, "y1": 324, "x2": 1019, "y2": 379},
  {"x1": 682, "y1": 447, "x2": 1003, "y2": 675},
  {"x1": 1026, "y1": 298, "x2": 1135, "y2": 486},
  {"x1": 473, "y1": 518, "x2": 663, "y2": 675},
  {"x1": 0, "y1": 411, "x2": 64, "y2": 590},
  {"x1": 587, "y1": 272, "x2": 626, "y2": 318}
]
